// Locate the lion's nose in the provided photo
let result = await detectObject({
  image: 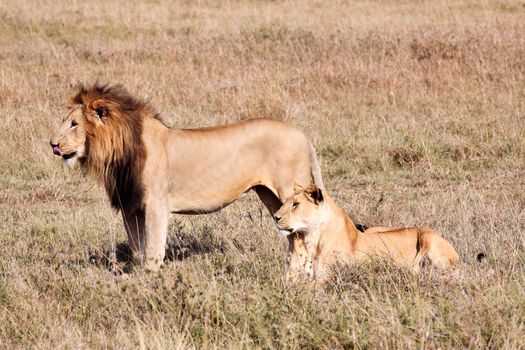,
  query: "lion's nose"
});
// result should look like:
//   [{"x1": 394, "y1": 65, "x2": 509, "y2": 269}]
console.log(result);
[{"x1": 50, "y1": 141, "x2": 62, "y2": 156}]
